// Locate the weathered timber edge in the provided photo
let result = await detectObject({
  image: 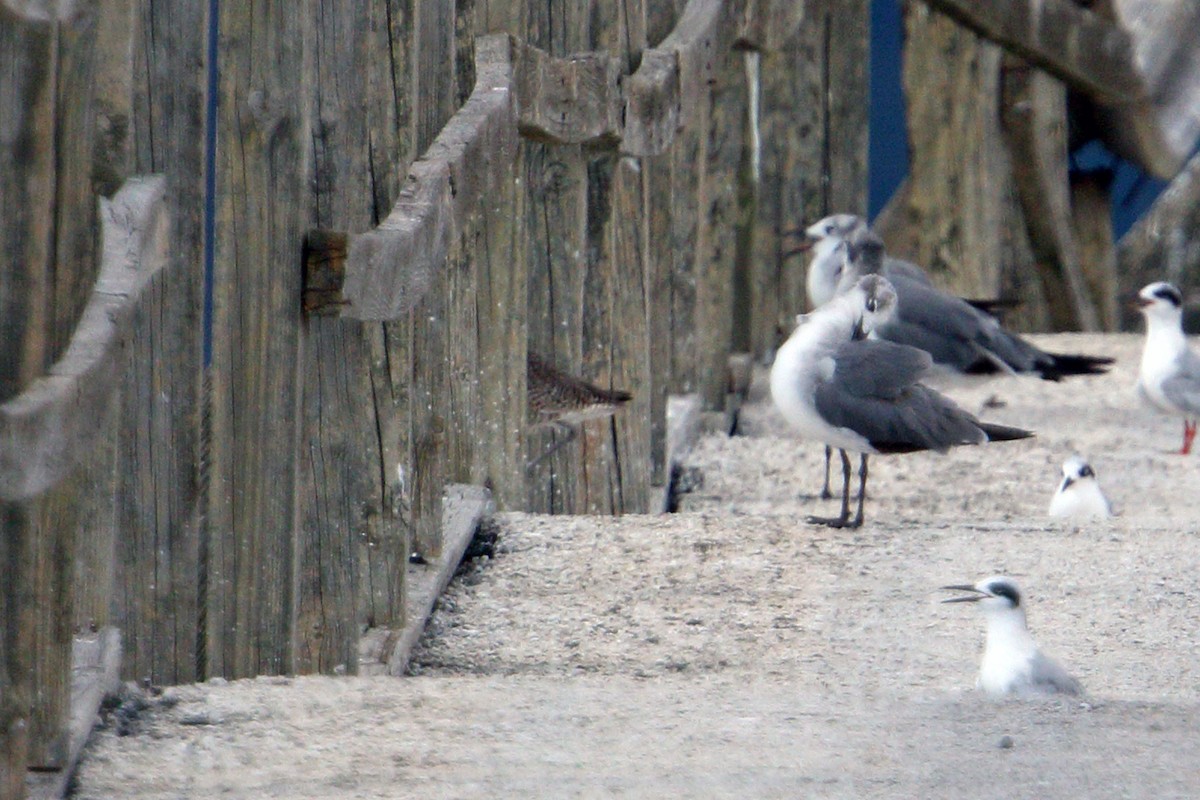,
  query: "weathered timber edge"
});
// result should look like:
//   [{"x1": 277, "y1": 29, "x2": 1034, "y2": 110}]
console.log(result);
[
  {"x1": 26, "y1": 628, "x2": 121, "y2": 800},
  {"x1": 356, "y1": 484, "x2": 493, "y2": 676},
  {"x1": 309, "y1": 0, "x2": 800, "y2": 317},
  {"x1": 337, "y1": 35, "x2": 517, "y2": 320},
  {"x1": 1, "y1": 0, "x2": 82, "y2": 23},
  {"x1": 917, "y1": 0, "x2": 1194, "y2": 178},
  {"x1": 0, "y1": 176, "x2": 167, "y2": 501}
]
